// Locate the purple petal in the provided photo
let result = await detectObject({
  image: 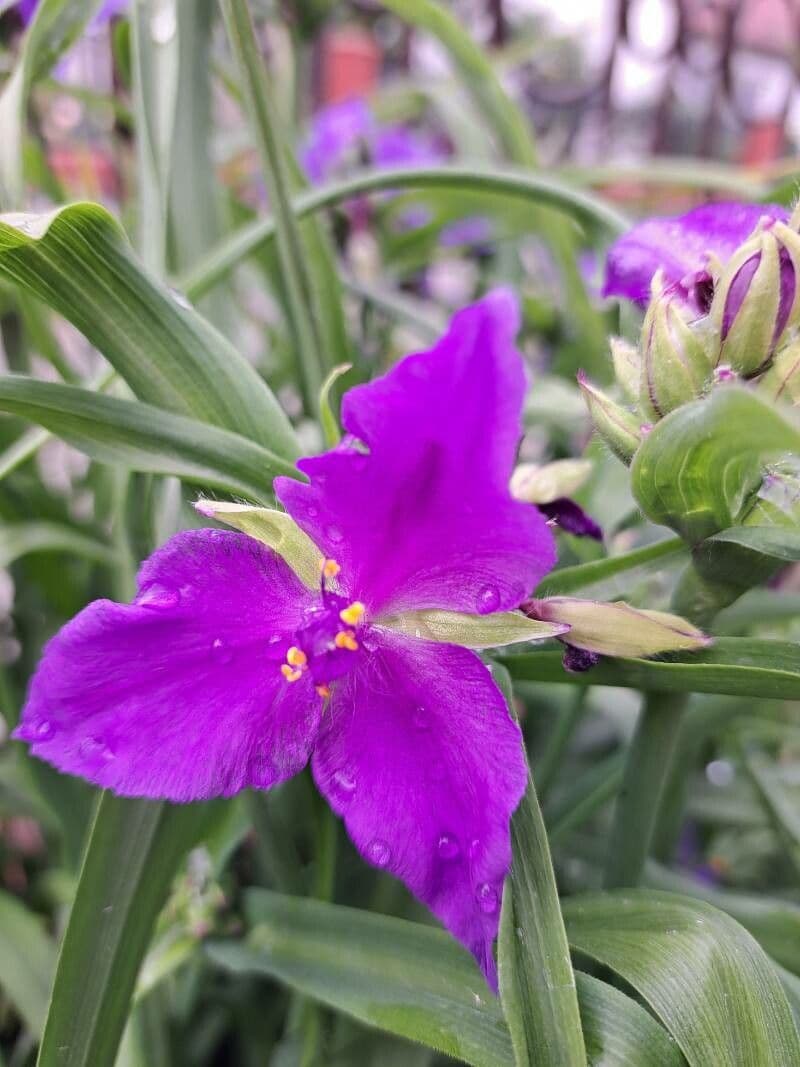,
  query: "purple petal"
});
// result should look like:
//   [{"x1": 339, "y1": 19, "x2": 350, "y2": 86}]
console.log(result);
[
  {"x1": 275, "y1": 291, "x2": 557, "y2": 616},
  {"x1": 439, "y1": 216, "x2": 494, "y2": 248},
  {"x1": 301, "y1": 98, "x2": 375, "y2": 185},
  {"x1": 312, "y1": 629, "x2": 527, "y2": 989},
  {"x1": 16, "y1": 0, "x2": 126, "y2": 26},
  {"x1": 722, "y1": 245, "x2": 795, "y2": 345},
  {"x1": 371, "y1": 125, "x2": 444, "y2": 168},
  {"x1": 562, "y1": 645, "x2": 601, "y2": 673},
  {"x1": 538, "y1": 497, "x2": 603, "y2": 541},
  {"x1": 14, "y1": 530, "x2": 321, "y2": 800},
  {"x1": 603, "y1": 202, "x2": 788, "y2": 310}
]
